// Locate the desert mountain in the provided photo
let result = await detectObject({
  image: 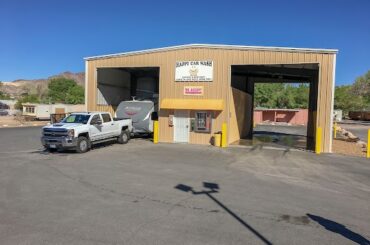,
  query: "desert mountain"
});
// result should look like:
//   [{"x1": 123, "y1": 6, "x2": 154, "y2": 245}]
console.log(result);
[{"x1": 1, "y1": 72, "x2": 85, "y2": 98}]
